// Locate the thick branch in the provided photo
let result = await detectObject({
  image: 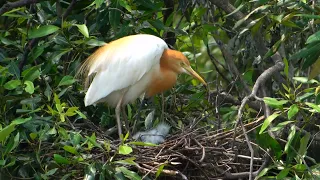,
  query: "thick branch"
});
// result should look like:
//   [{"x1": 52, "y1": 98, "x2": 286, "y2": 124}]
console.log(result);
[
  {"x1": 0, "y1": 0, "x2": 42, "y2": 16},
  {"x1": 62, "y1": 0, "x2": 77, "y2": 19},
  {"x1": 163, "y1": 0, "x2": 176, "y2": 47},
  {"x1": 251, "y1": 62, "x2": 284, "y2": 95},
  {"x1": 217, "y1": 40, "x2": 252, "y2": 94}
]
